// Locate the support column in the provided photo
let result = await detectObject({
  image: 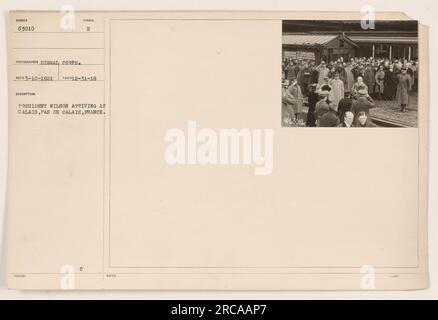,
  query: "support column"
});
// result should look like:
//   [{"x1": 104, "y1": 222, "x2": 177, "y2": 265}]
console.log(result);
[
  {"x1": 408, "y1": 46, "x2": 411, "y2": 60},
  {"x1": 372, "y1": 45, "x2": 375, "y2": 58},
  {"x1": 389, "y1": 45, "x2": 392, "y2": 60}
]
